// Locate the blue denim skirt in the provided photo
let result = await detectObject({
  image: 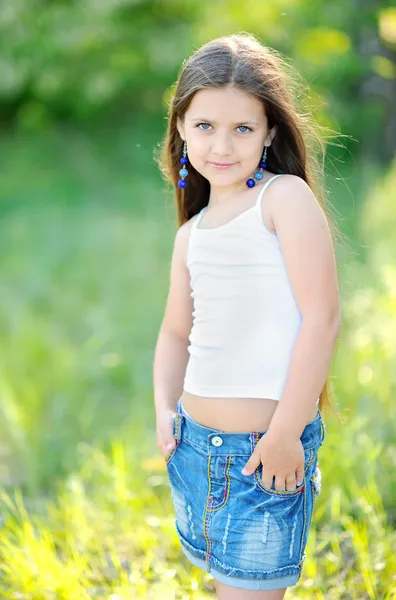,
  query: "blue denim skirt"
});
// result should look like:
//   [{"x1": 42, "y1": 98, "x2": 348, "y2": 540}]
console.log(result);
[{"x1": 165, "y1": 396, "x2": 325, "y2": 591}]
